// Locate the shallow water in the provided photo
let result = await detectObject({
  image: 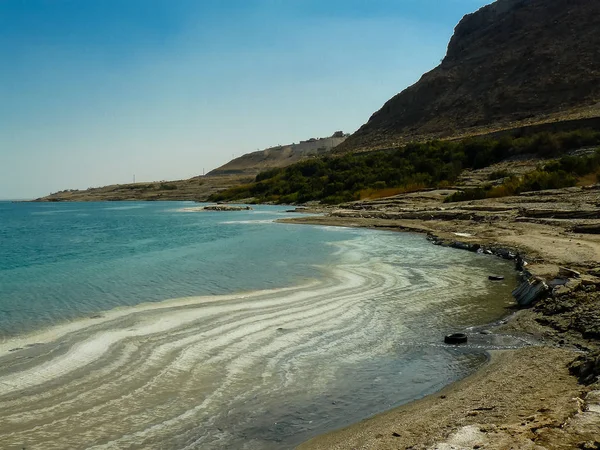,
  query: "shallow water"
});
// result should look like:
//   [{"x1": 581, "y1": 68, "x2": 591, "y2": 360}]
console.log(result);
[{"x1": 0, "y1": 202, "x2": 518, "y2": 449}]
